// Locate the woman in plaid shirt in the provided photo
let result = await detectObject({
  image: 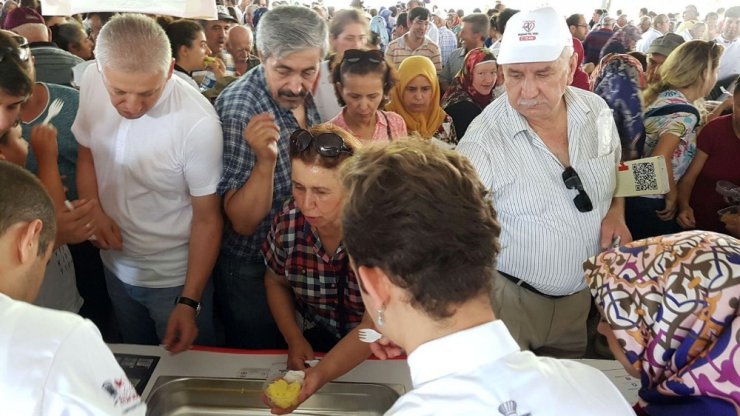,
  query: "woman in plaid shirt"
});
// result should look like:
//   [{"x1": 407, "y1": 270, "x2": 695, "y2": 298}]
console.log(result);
[{"x1": 262, "y1": 124, "x2": 373, "y2": 381}]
